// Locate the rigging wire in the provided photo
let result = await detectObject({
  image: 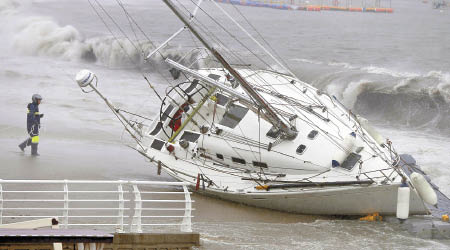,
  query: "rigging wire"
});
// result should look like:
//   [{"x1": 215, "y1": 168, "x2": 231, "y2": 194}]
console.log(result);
[
  {"x1": 92, "y1": 0, "x2": 142, "y2": 58},
  {"x1": 228, "y1": 2, "x2": 295, "y2": 76},
  {"x1": 88, "y1": 1, "x2": 396, "y2": 186}
]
